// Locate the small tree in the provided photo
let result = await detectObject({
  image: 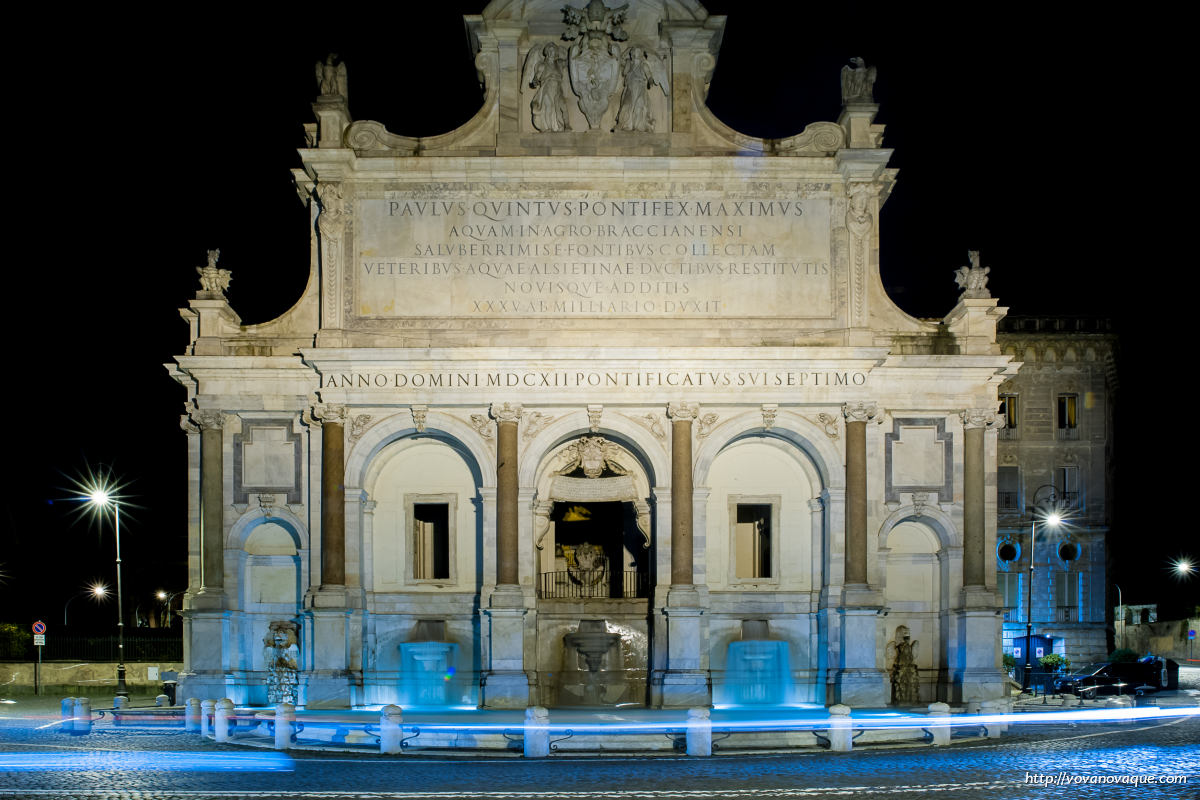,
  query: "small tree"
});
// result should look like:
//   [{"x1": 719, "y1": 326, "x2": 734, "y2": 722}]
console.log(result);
[
  {"x1": 1002, "y1": 653, "x2": 1016, "y2": 674},
  {"x1": 1038, "y1": 653, "x2": 1069, "y2": 673},
  {"x1": 1109, "y1": 648, "x2": 1138, "y2": 663}
]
